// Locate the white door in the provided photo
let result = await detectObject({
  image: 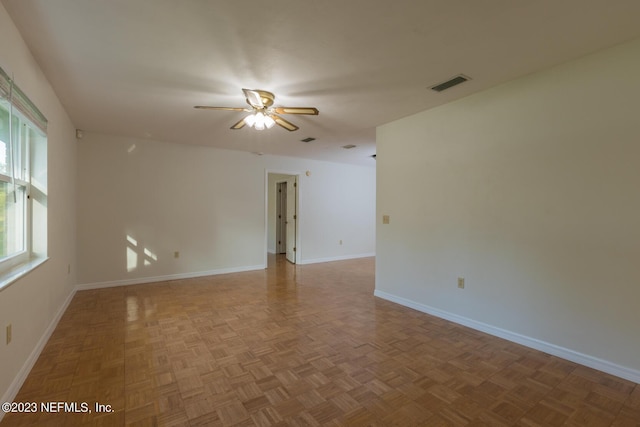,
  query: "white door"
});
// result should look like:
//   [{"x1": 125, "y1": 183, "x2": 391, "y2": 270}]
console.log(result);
[{"x1": 285, "y1": 176, "x2": 297, "y2": 263}]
